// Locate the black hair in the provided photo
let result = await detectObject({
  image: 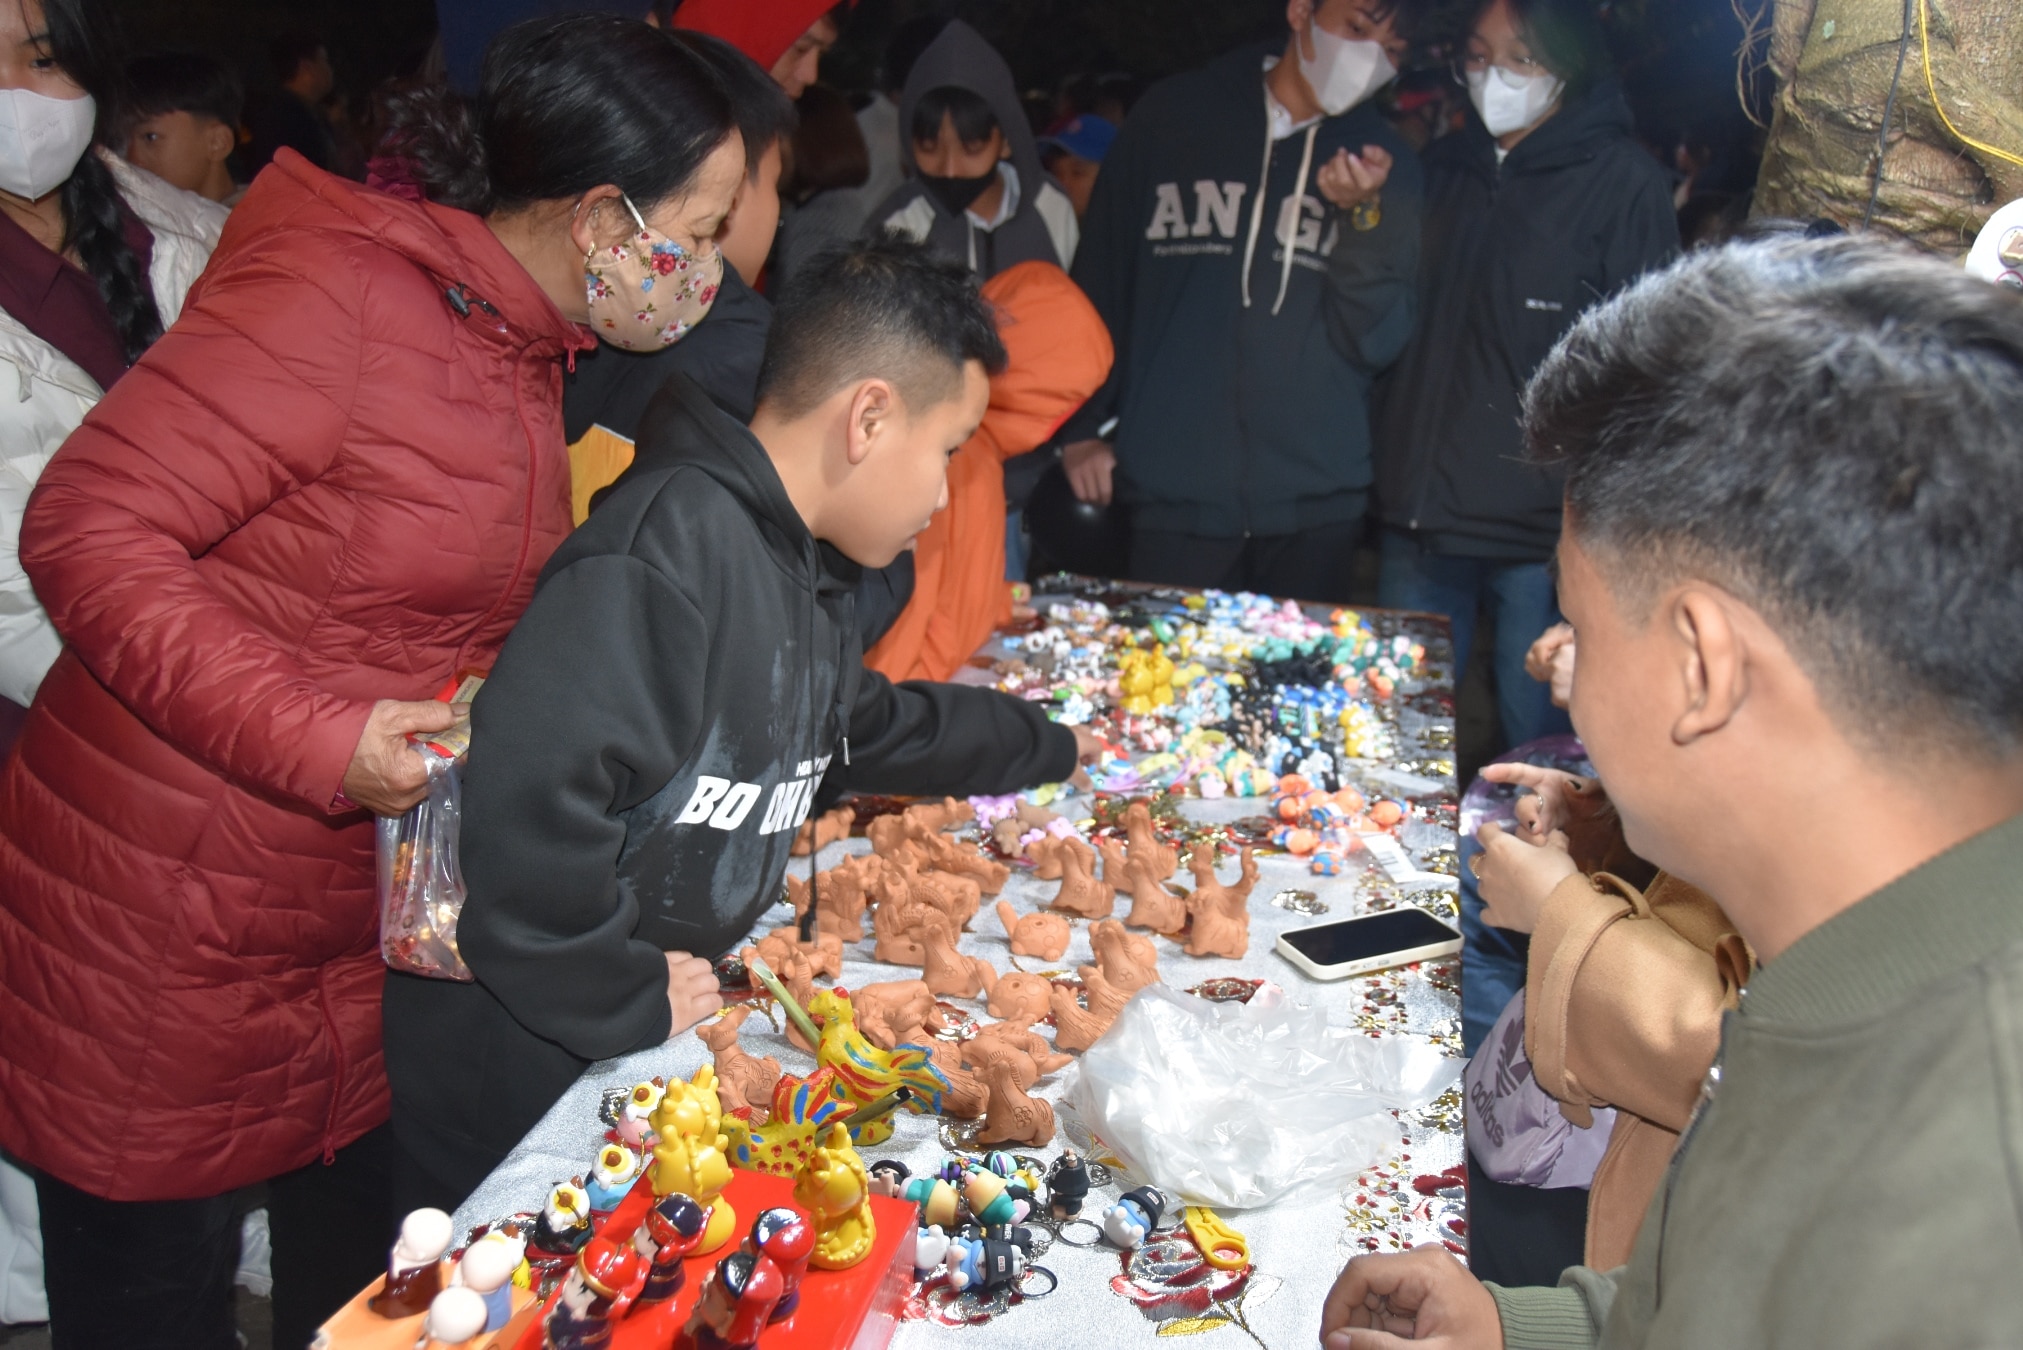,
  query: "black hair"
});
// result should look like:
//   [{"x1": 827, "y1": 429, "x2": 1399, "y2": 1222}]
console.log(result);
[
  {"x1": 268, "y1": 30, "x2": 326, "y2": 85},
  {"x1": 377, "y1": 14, "x2": 737, "y2": 216},
  {"x1": 1497, "y1": 0, "x2": 1610, "y2": 98},
  {"x1": 126, "y1": 51, "x2": 243, "y2": 129},
  {"x1": 671, "y1": 31, "x2": 796, "y2": 182},
  {"x1": 787, "y1": 83, "x2": 867, "y2": 201},
  {"x1": 757, "y1": 235, "x2": 1007, "y2": 419},
  {"x1": 37, "y1": 0, "x2": 164, "y2": 365},
  {"x1": 1525, "y1": 237, "x2": 2023, "y2": 756},
  {"x1": 911, "y1": 85, "x2": 999, "y2": 149}
]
